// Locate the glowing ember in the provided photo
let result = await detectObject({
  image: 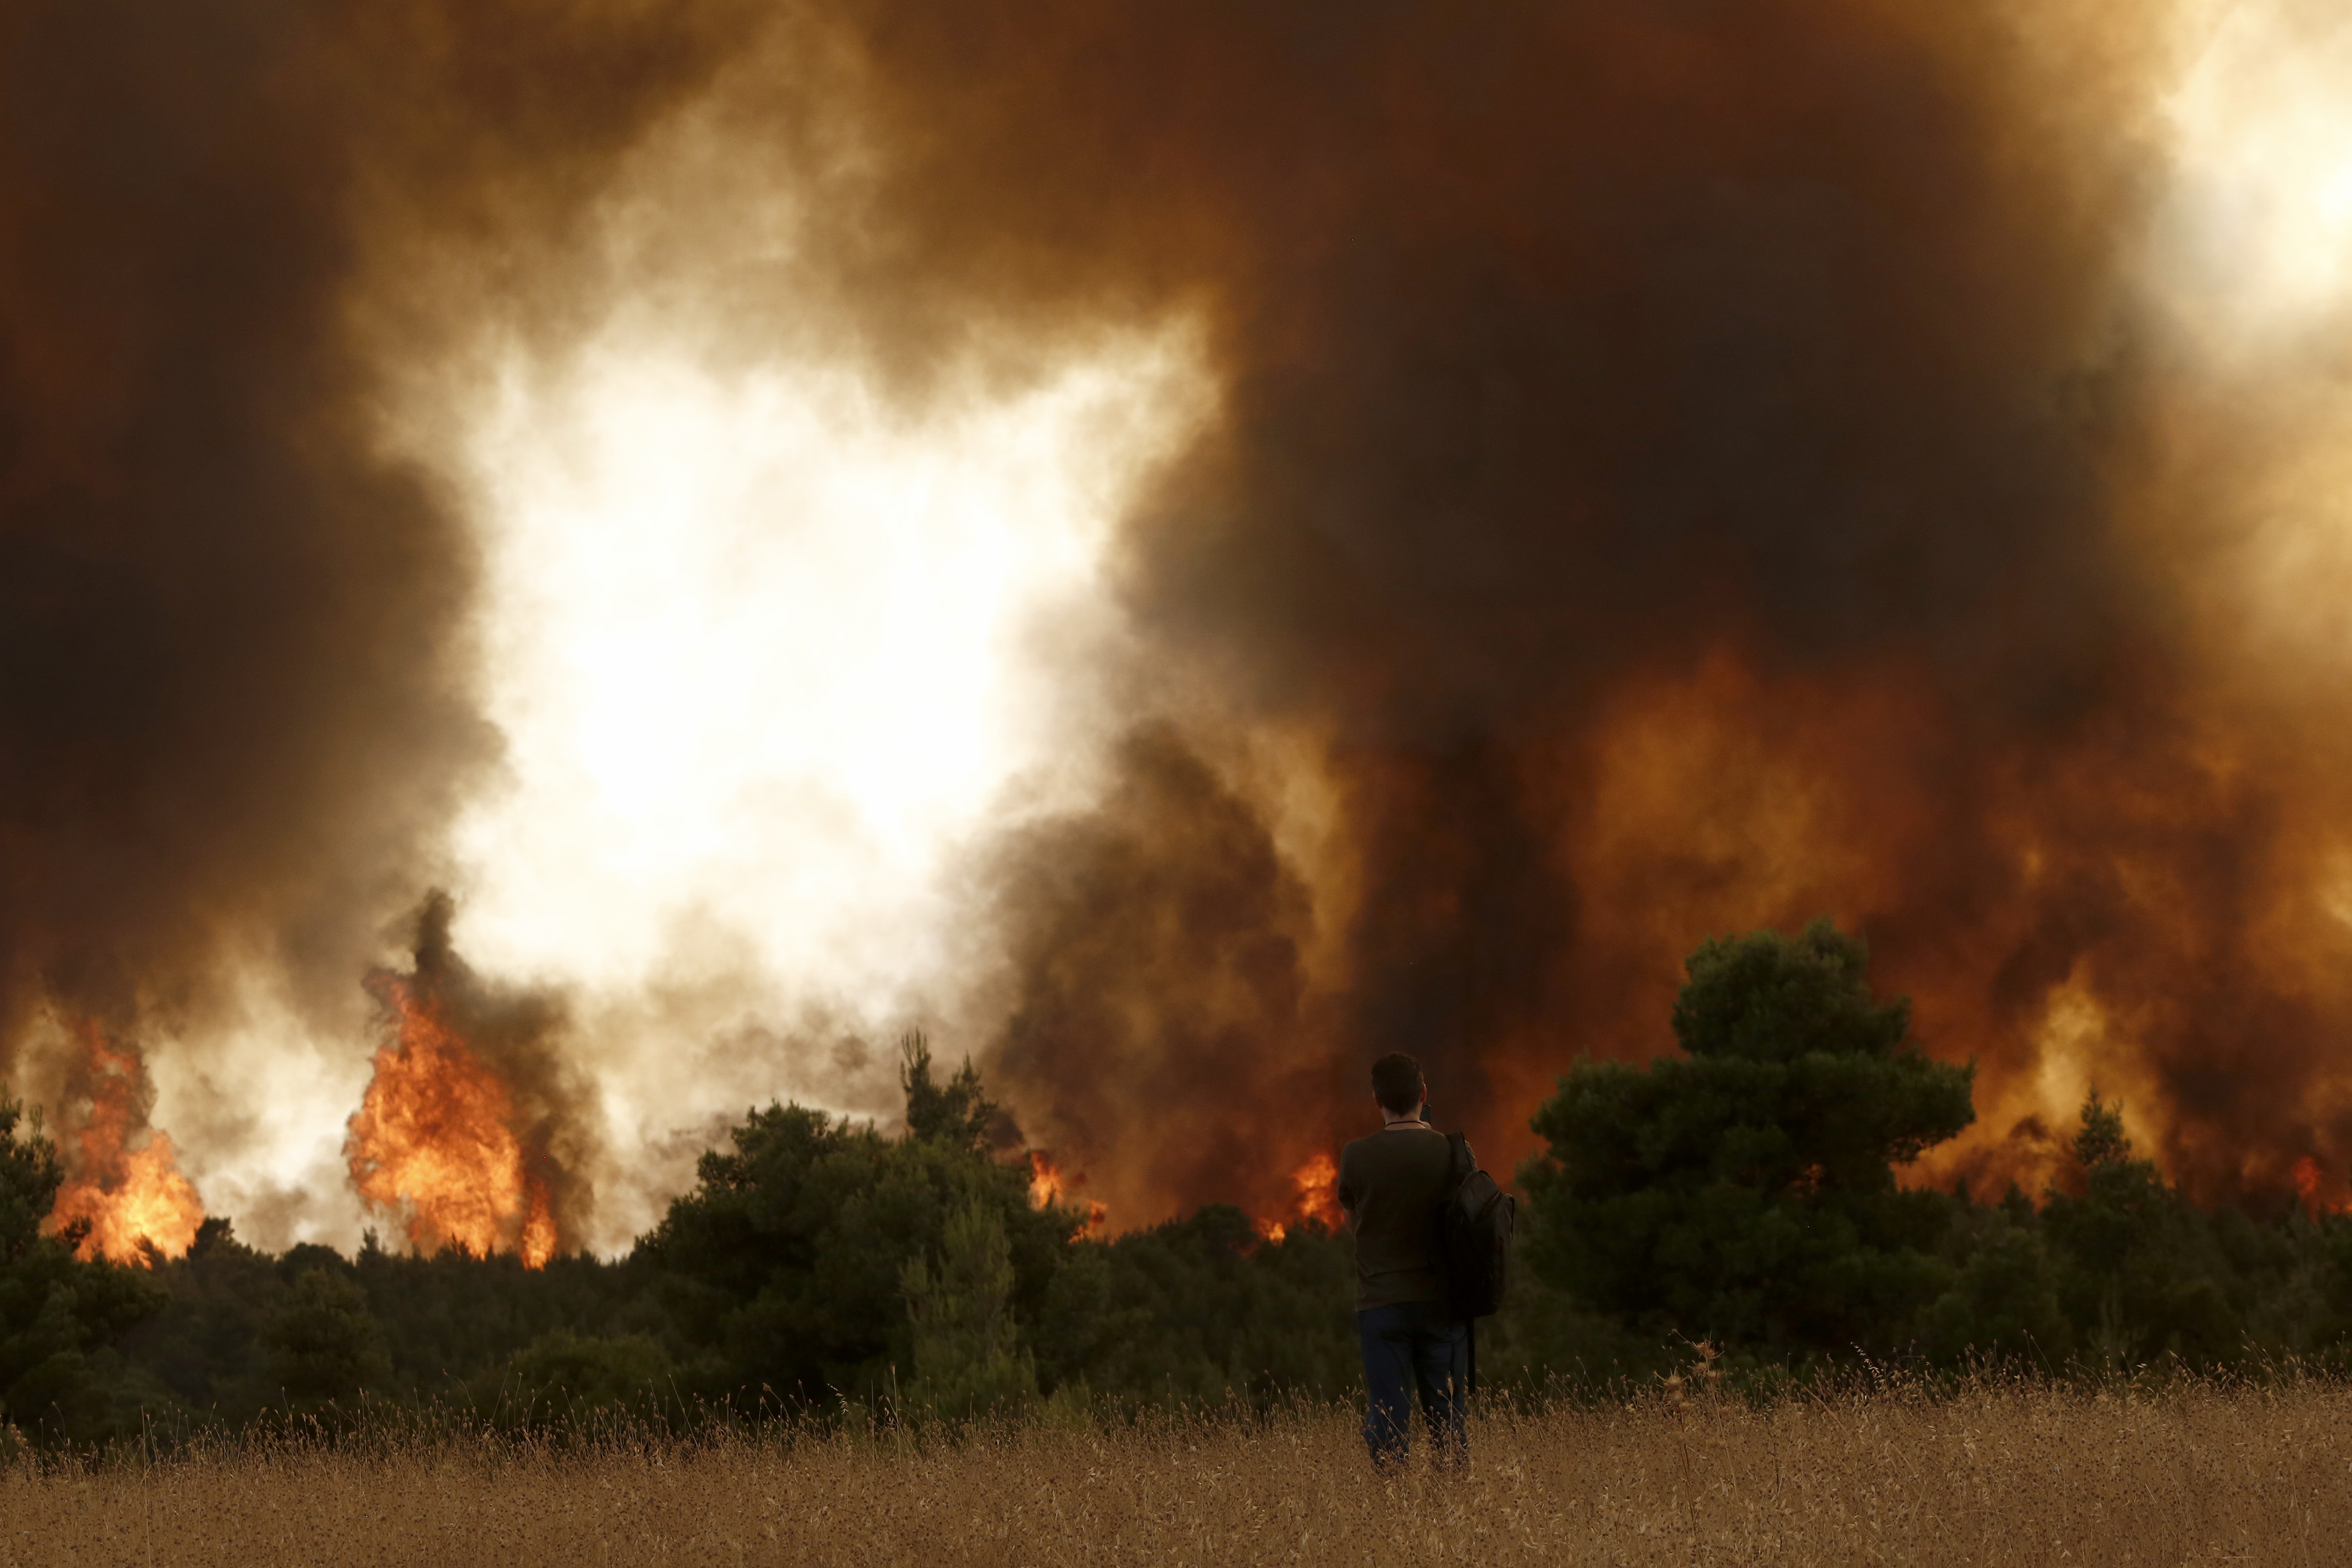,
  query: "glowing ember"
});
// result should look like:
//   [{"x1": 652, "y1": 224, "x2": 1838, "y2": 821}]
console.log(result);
[
  {"x1": 44, "y1": 1025, "x2": 204, "y2": 1265},
  {"x1": 345, "y1": 975, "x2": 555, "y2": 1267}
]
